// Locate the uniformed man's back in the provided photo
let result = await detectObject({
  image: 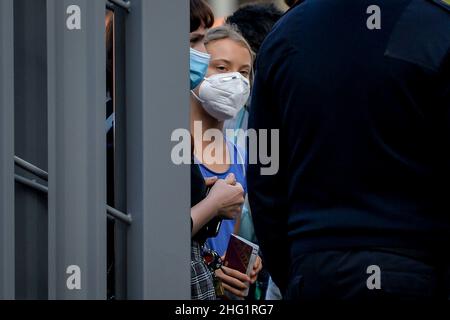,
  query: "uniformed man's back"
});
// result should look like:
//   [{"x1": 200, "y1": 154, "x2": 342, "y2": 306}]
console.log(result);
[{"x1": 248, "y1": 0, "x2": 450, "y2": 298}]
